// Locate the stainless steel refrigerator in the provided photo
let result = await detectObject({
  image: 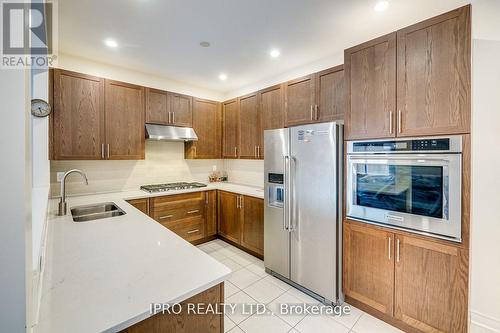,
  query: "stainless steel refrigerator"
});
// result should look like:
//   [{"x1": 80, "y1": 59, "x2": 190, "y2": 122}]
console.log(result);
[{"x1": 264, "y1": 122, "x2": 343, "y2": 304}]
